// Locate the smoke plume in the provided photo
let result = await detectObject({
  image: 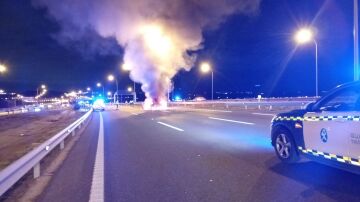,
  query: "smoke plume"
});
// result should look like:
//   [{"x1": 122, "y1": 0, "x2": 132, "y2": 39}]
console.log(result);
[{"x1": 33, "y1": 0, "x2": 260, "y2": 105}]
